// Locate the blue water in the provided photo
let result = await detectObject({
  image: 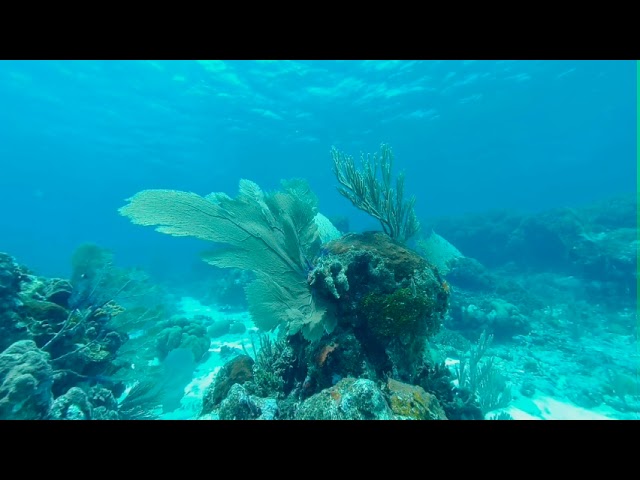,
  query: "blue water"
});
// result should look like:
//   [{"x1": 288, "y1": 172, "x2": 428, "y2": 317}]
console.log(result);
[{"x1": 0, "y1": 60, "x2": 635, "y2": 280}]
